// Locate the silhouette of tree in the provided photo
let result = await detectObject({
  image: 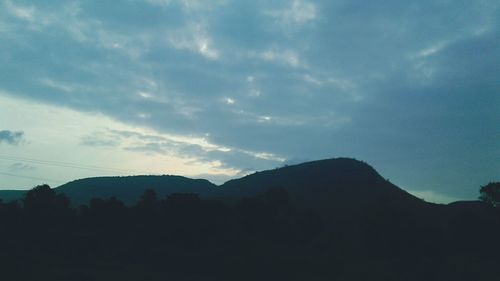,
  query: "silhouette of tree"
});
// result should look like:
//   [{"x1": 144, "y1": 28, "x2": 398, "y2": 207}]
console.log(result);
[
  {"x1": 88, "y1": 196, "x2": 126, "y2": 217},
  {"x1": 479, "y1": 182, "x2": 500, "y2": 207},
  {"x1": 164, "y1": 192, "x2": 201, "y2": 206},
  {"x1": 0, "y1": 199, "x2": 20, "y2": 224},
  {"x1": 137, "y1": 189, "x2": 158, "y2": 208},
  {"x1": 23, "y1": 184, "x2": 70, "y2": 216},
  {"x1": 262, "y1": 186, "x2": 291, "y2": 208},
  {"x1": 135, "y1": 189, "x2": 160, "y2": 226},
  {"x1": 3, "y1": 170, "x2": 500, "y2": 280}
]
